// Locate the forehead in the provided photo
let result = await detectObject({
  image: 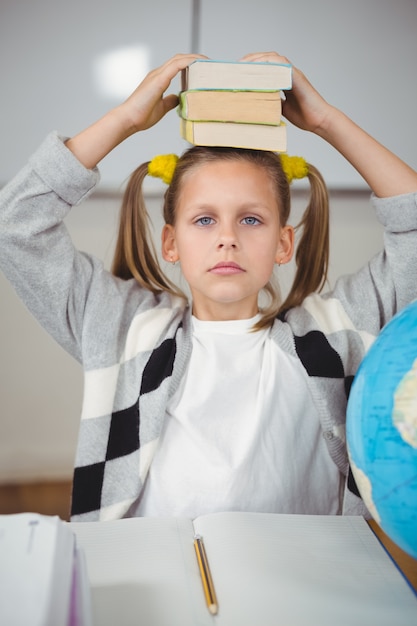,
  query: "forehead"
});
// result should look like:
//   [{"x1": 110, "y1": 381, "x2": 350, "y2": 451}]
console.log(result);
[{"x1": 178, "y1": 159, "x2": 277, "y2": 203}]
